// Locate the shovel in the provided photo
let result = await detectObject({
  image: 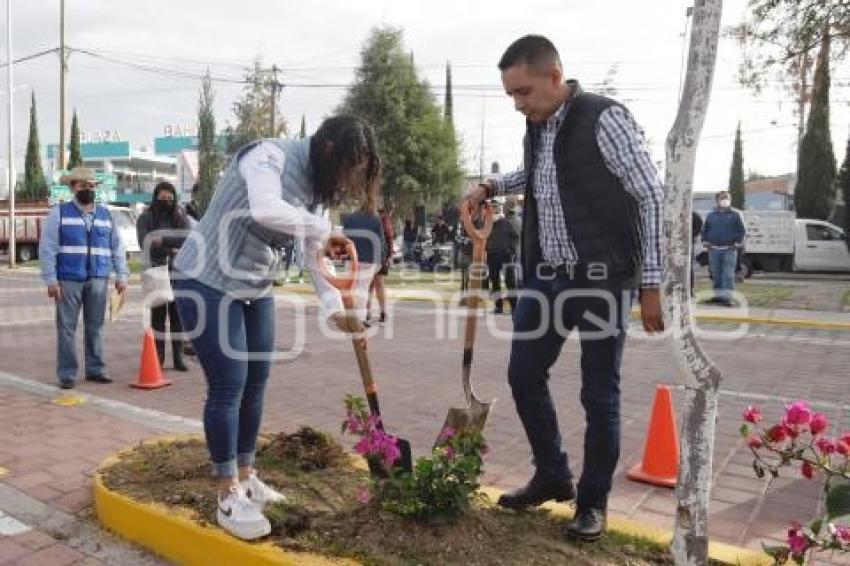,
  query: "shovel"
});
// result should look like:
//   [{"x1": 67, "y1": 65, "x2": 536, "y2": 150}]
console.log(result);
[
  {"x1": 318, "y1": 243, "x2": 413, "y2": 476},
  {"x1": 439, "y1": 202, "x2": 496, "y2": 440}
]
